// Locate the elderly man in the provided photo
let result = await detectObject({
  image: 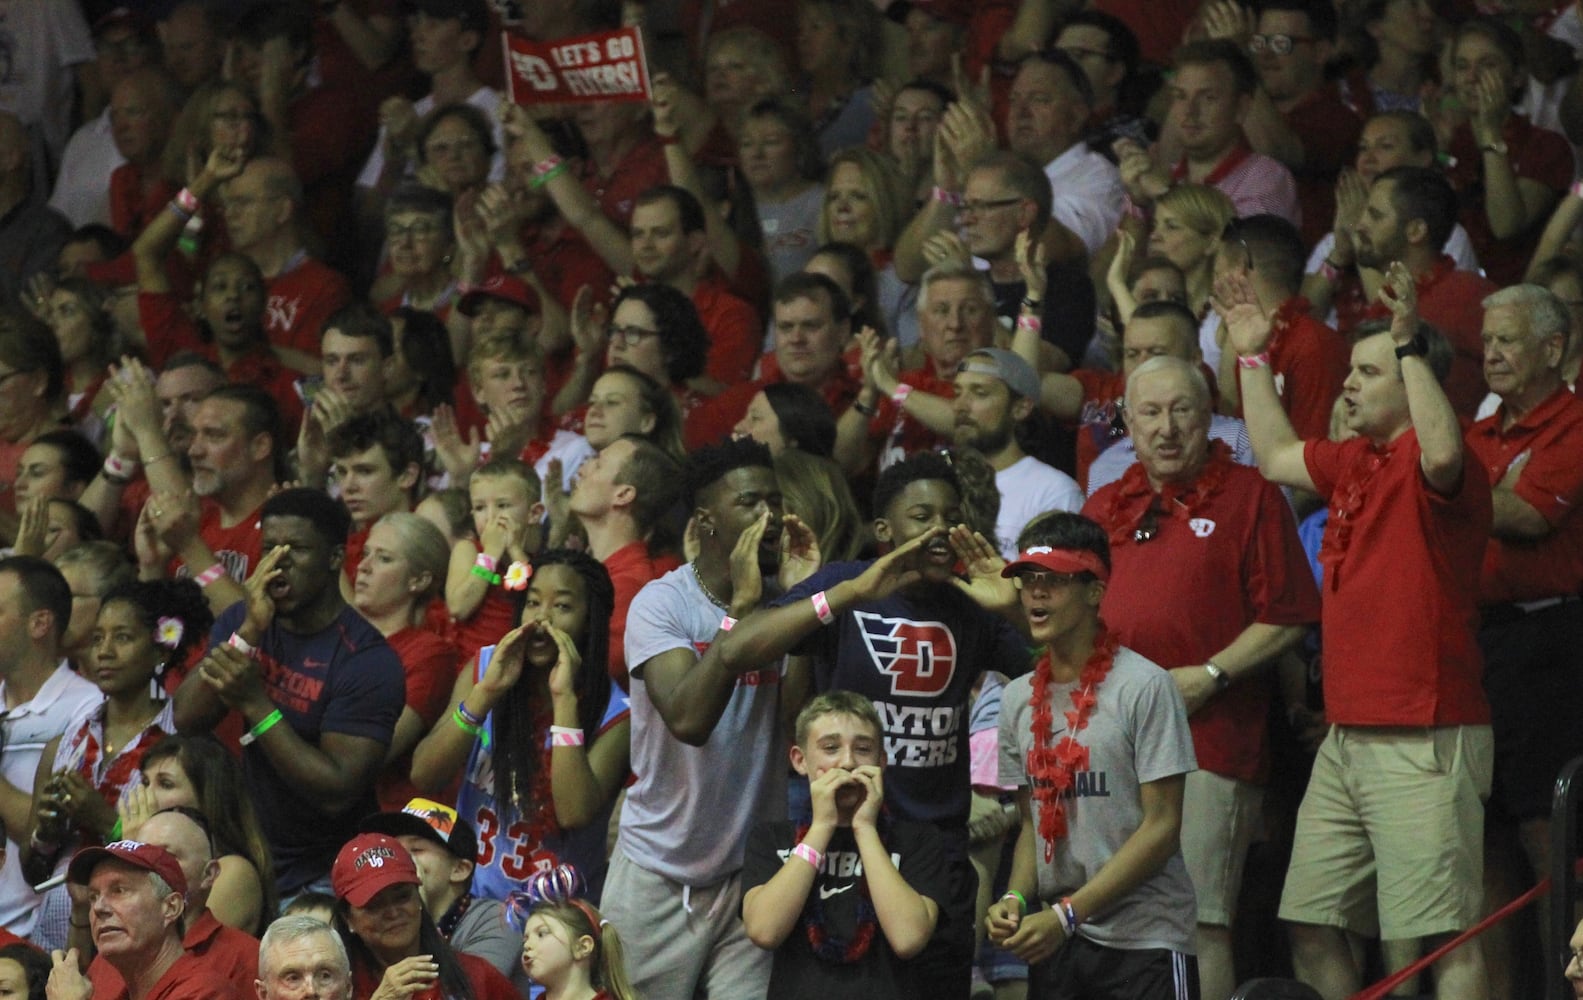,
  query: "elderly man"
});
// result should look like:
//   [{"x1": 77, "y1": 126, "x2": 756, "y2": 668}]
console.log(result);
[
  {"x1": 48, "y1": 841, "x2": 224, "y2": 1000},
  {"x1": 1082, "y1": 354, "x2": 1319, "y2": 1000},
  {"x1": 78, "y1": 809, "x2": 259, "y2": 999},
  {"x1": 1465, "y1": 286, "x2": 1583, "y2": 943},
  {"x1": 255, "y1": 915, "x2": 352, "y2": 1000},
  {"x1": 1225, "y1": 266, "x2": 1493, "y2": 1000}
]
